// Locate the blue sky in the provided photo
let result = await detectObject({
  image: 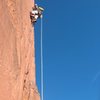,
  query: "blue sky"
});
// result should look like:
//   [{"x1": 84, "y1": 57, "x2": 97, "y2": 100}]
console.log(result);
[{"x1": 34, "y1": 0, "x2": 100, "y2": 100}]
